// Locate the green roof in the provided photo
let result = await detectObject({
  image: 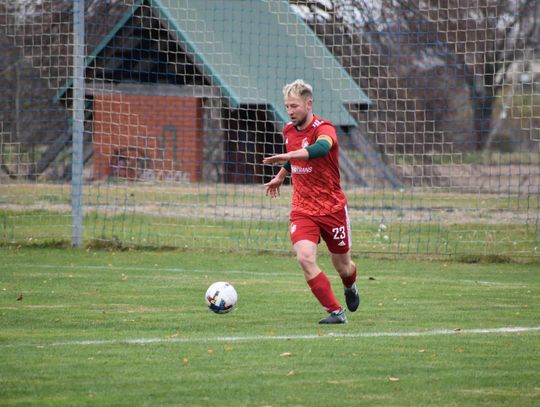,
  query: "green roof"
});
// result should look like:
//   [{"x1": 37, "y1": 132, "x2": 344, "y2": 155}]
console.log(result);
[
  {"x1": 58, "y1": 0, "x2": 371, "y2": 126},
  {"x1": 153, "y1": 0, "x2": 370, "y2": 126}
]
